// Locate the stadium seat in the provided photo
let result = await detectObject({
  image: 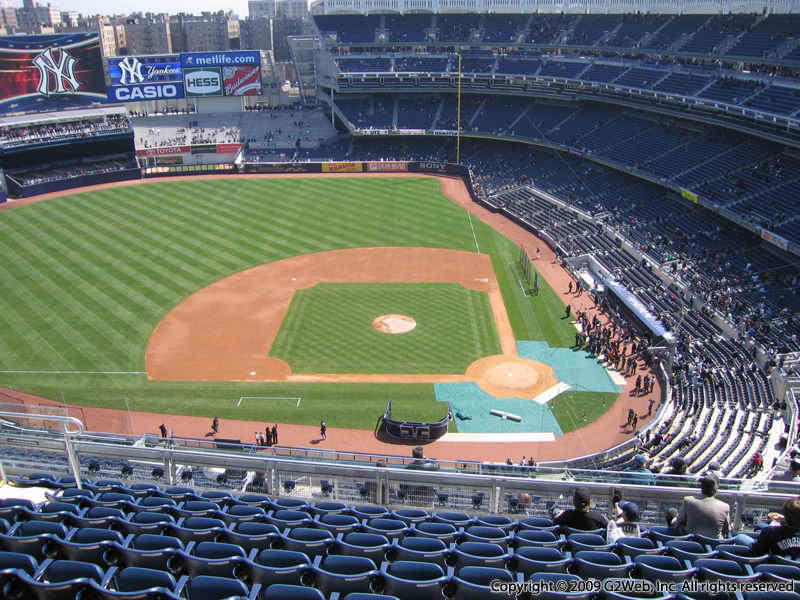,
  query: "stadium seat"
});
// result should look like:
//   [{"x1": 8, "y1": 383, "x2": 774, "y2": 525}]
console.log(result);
[
  {"x1": 615, "y1": 536, "x2": 663, "y2": 558},
  {"x1": 694, "y1": 533, "x2": 735, "y2": 548},
  {"x1": 125, "y1": 483, "x2": 162, "y2": 499},
  {"x1": 518, "y1": 517, "x2": 559, "y2": 532},
  {"x1": 560, "y1": 526, "x2": 605, "y2": 536},
  {"x1": 432, "y1": 512, "x2": 475, "y2": 528},
  {"x1": 644, "y1": 526, "x2": 692, "y2": 544},
  {"x1": 390, "y1": 509, "x2": 429, "y2": 525},
  {"x1": 220, "y1": 522, "x2": 280, "y2": 553},
  {"x1": 116, "y1": 511, "x2": 175, "y2": 536},
  {"x1": 250, "y1": 548, "x2": 312, "y2": 586},
  {"x1": 110, "y1": 566, "x2": 177, "y2": 593},
  {"x1": 412, "y1": 522, "x2": 460, "y2": 544},
  {"x1": 162, "y1": 488, "x2": 199, "y2": 503},
  {"x1": 715, "y1": 544, "x2": 770, "y2": 567},
  {"x1": 309, "y1": 501, "x2": 347, "y2": 516},
  {"x1": 452, "y1": 542, "x2": 512, "y2": 569},
  {"x1": 514, "y1": 529, "x2": 564, "y2": 549},
  {"x1": 361, "y1": 518, "x2": 409, "y2": 540},
  {"x1": 135, "y1": 497, "x2": 178, "y2": 514},
  {"x1": 267, "y1": 509, "x2": 313, "y2": 529},
  {"x1": 45, "y1": 488, "x2": 94, "y2": 505},
  {"x1": 335, "y1": 532, "x2": 392, "y2": 563},
  {"x1": 22, "y1": 501, "x2": 81, "y2": 523},
  {"x1": 475, "y1": 515, "x2": 516, "y2": 531},
  {"x1": 386, "y1": 536, "x2": 450, "y2": 568},
  {"x1": 263, "y1": 583, "x2": 325, "y2": 600},
  {"x1": 741, "y1": 594, "x2": 800, "y2": 600},
  {"x1": 350, "y1": 505, "x2": 390, "y2": 520},
  {"x1": 90, "y1": 492, "x2": 137, "y2": 510},
  {"x1": 665, "y1": 539, "x2": 717, "y2": 562},
  {"x1": 173, "y1": 542, "x2": 248, "y2": 580},
  {"x1": 341, "y1": 595, "x2": 400, "y2": 600},
  {"x1": 461, "y1": 526, "x2": 514, "y2": 548},
  {"x1": 236, "y1": 494, "x2": 272, "y2": 508},
  {"x1": 693, "y1": 558, "x2": 759, "y2": 582},
  {"x1": 200, "y1": 491, "x2": 233, "y2": 506},
  {"x1": 270, "y1": 497, "x2": 309, "y2": 512},
  {"x1": 2, "y1": 569, "x2": 99, "y2": 600},
  {"x1": 510, "y1": 546, "x2": 571, "y2": 576},
  {"x1": 566, "y1": 532, "x2": 614, "y2": 553},
  {"x1": 601, "y1": 591, "x2": 673, "y2": 600},
  {"x1": 278, "y1": 527, "x2": 335, "y2": 557},
  {"x1": 221, "y1": 504, "x2": 266, "y2": 525},
  {"x1": 310, "y1": 554, "x2": 380, "y2": 597},
  {"x1": 177, "y1": 574, "x2": 250, "y2": 600},
  {"x1": 447, "y1": 565, "x2": 517, "y2": 600},
  {"x1": 572, "y1": 550, "x2": 634, "y2": 579},
  {"x1": 0, "y1": 549, "x2": 38, "y2": 575},
  {"x1": 379, "y1": 560, "x2": 449, "y2": 600},
  {"x1": 176, "y1": 501, "x2": 224, "y2": 519},
  {"x1": 37, "y1": 559, "x2": 105, "y2": 584},
  {"x1": 165, "y1": 517, "x2": 226, "y2": 544},
  {"x1": 0, "y1": 518, "x2": 9, "y2": 535},
  {"x1": 59, "y1": 527, "x2": 125, "y2": 563},
  {"x1": 109, "y1": 534, "x2": 185, "y2": 573},
  {"x1": 755, "y1": 562, "x2": 800, "y2": 584},
  {"x1": 0, "y1": 498, "x2": 35, "y2": 521},
  {"x1": 66, "y1": 506, "x2": 126, "y2": 529},
  {"x1": 314, "y1": 513, "x2": 361, "y2": 535},
  {"x1": 0, "y1": 520, "x2": 68, "y2": 561}
]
